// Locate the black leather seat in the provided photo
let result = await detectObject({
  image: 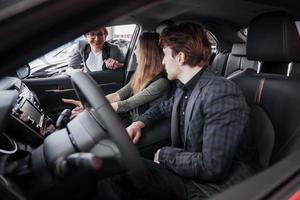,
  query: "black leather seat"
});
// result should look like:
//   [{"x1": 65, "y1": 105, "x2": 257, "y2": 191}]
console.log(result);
[
  {"x1": 290, "y1": 62, "x2": 300, "y2": 76},
  {"x1": 231, "y1": 11, "x2": 300, "y2": 169},
  {"x1": 209, "y1": 43, "x2": 258, "y2": 78},
  {"x1": 208, "y1": 51, "x2": 230, "y2": 76},
  {"x1": 225, "y1": 43, "x2": 258, "y2": 77}
]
